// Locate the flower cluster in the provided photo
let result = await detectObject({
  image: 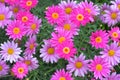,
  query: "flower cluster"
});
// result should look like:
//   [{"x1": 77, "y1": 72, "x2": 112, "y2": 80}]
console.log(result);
[
  {"x1": 44, "y1": 0, "x2": 120, "y2": 80},
  {"x1": 0, "y1": 0, "x2": 40, "y2": 79}
]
